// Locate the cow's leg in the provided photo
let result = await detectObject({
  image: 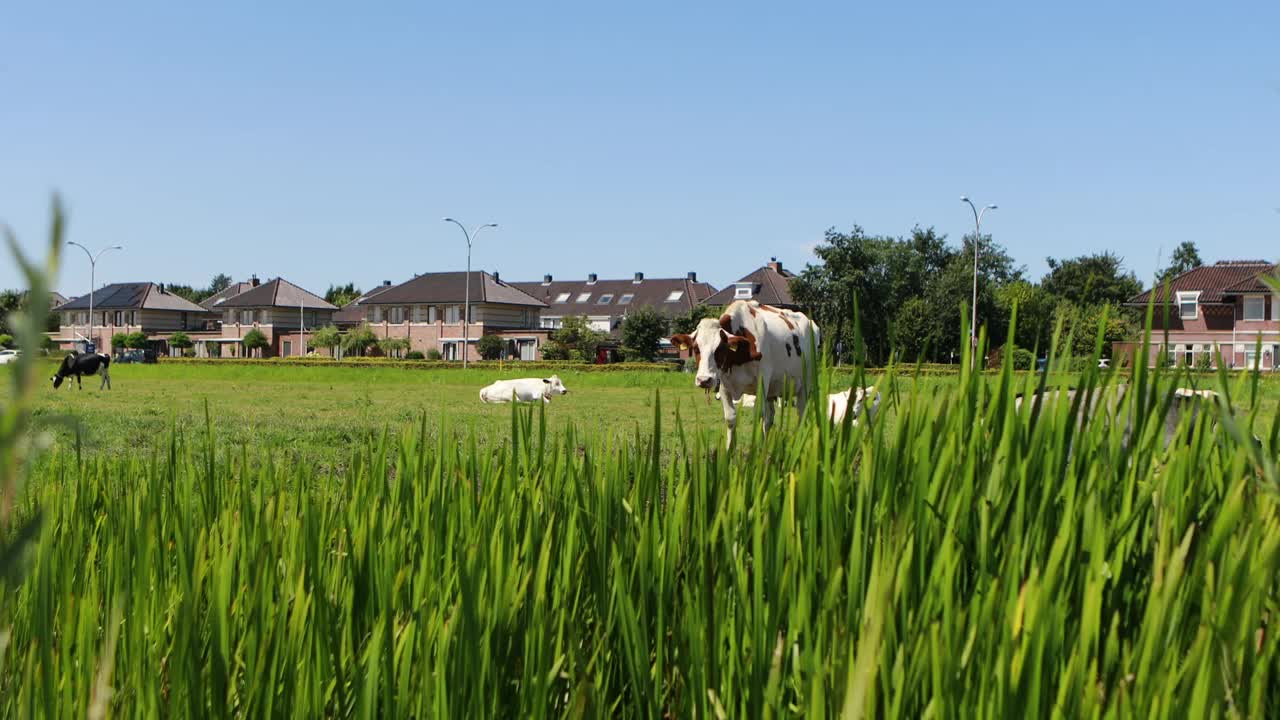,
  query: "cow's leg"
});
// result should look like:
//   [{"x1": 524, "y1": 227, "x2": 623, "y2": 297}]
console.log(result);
[
  {"x1": 721, "y1": 391, "x2": 738, "y2": 449},
  {"x1": 795, "y1": 382, "x2": 808, "y2": 421},
  {"x1": 100, "y1": 366, "x2": 111, "y2": 390},
  {"x1": 76, "y1": 374, "x2": 83, "y2": 390}
]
